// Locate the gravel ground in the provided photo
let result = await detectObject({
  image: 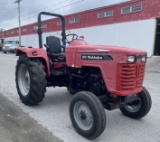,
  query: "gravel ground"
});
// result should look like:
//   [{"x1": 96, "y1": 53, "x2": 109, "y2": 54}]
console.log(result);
[
  {"x1": 0, "y1": 93, "x2": 62, "y2": 142},
  {"x1": 0, "y1": 52, "x2": 159, "y2": 142}
]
